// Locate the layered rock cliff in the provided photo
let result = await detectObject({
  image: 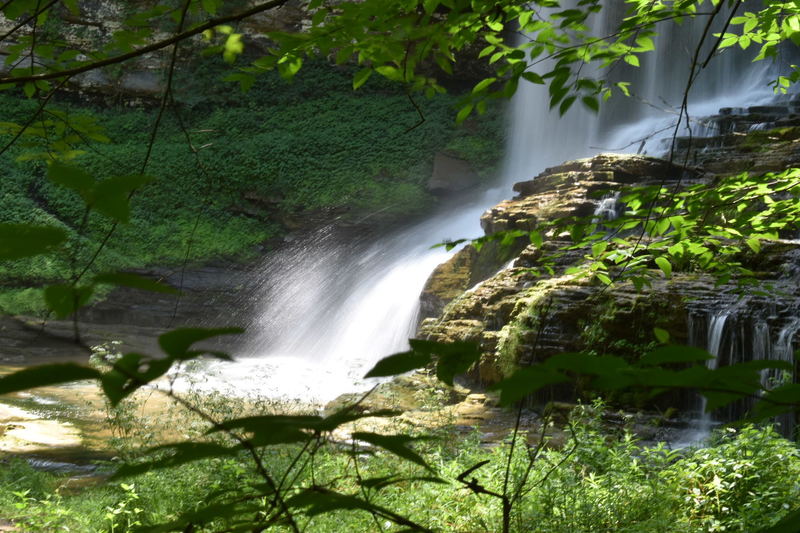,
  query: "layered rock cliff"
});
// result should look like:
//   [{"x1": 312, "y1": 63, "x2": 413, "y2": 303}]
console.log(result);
[{"x1": 417, "y1": 105, "x2": 800, "y2": 413}]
